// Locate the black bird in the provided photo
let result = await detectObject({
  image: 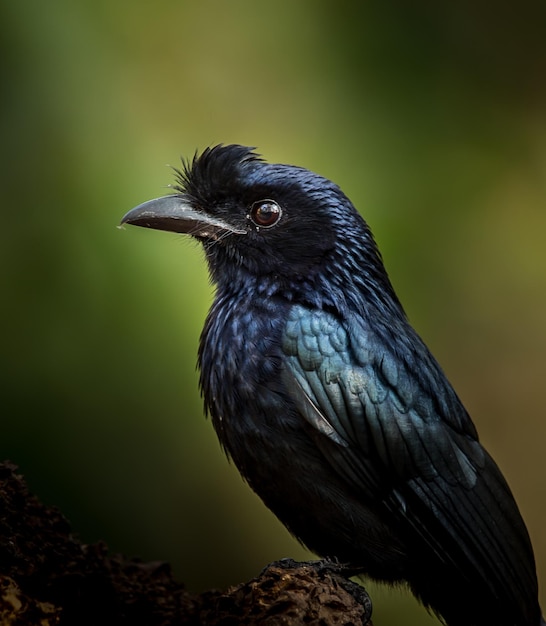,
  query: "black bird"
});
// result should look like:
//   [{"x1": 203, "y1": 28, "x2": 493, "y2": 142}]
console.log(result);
[{"x1": 121, "y1": 145, "x2": 543, "y2": 625}]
